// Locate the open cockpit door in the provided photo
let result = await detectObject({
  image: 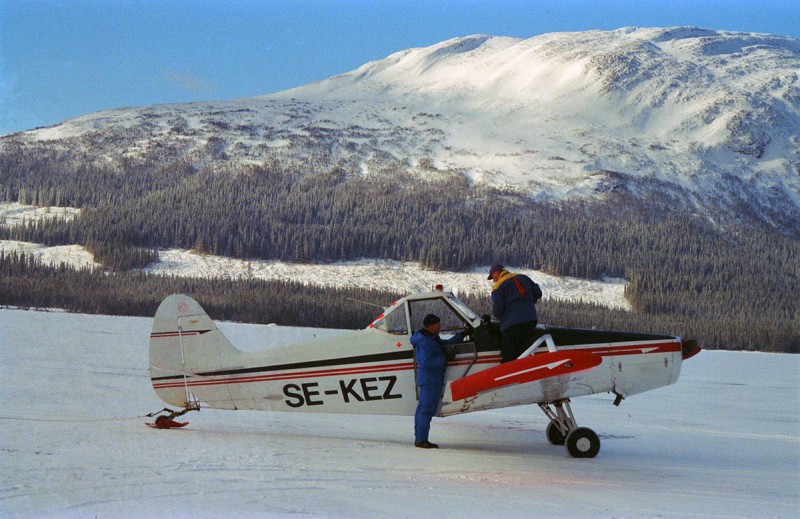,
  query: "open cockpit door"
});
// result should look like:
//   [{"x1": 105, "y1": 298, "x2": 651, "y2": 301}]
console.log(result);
[
  {"x1": 369, "y1": 291, "x2": 486, "y2": 395},
  {"x1": 403, "y1": 293, "x2": 481, "y2": 388},
  {"x1": 407, "y1": 295, "x2": 474, "y2": 334}
]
